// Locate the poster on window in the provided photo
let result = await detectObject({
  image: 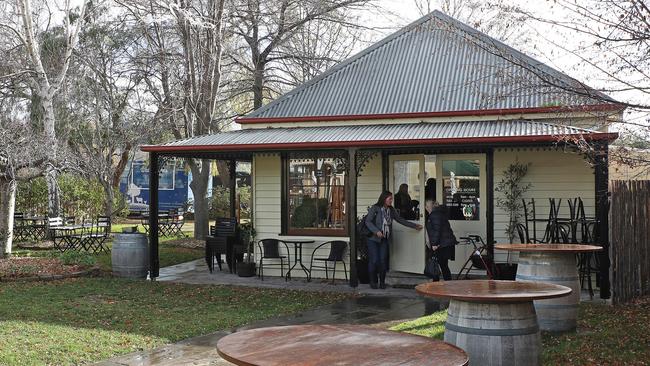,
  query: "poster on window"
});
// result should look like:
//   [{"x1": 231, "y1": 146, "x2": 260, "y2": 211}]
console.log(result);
[{"x1": 442, "y1": 160, "x2": 480, "y2": 221}]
